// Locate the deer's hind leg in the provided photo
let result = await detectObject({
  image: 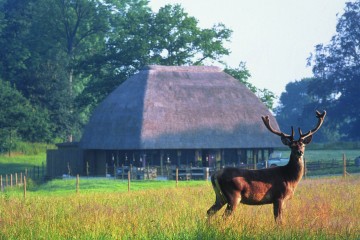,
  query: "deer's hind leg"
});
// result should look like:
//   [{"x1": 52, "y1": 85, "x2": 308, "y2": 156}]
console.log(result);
[
  {"x1": 224, "y1": 191, "x2": 241, "y2": 217},
  {"x1": 207, "y1": 195, "x2": 226, "y2": 217}
]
